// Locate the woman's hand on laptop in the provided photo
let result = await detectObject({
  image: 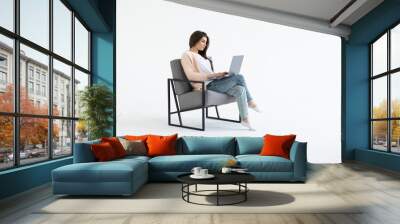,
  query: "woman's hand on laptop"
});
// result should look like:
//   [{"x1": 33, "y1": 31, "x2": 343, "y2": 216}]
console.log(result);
[{"x1": 208, "y1": 72, "x2": 228, "y2": 79}]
